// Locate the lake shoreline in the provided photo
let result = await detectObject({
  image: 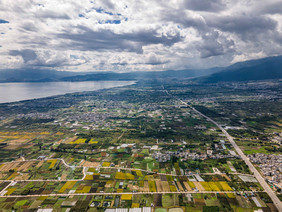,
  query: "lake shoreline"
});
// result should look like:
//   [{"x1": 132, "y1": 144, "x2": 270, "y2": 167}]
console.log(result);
[
  {"x1": 0, "y1": 81, "x2": 136, "y2": 104},
  {"x1": 0, "y1": 79, "x2": 136, "y2": 84}
]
